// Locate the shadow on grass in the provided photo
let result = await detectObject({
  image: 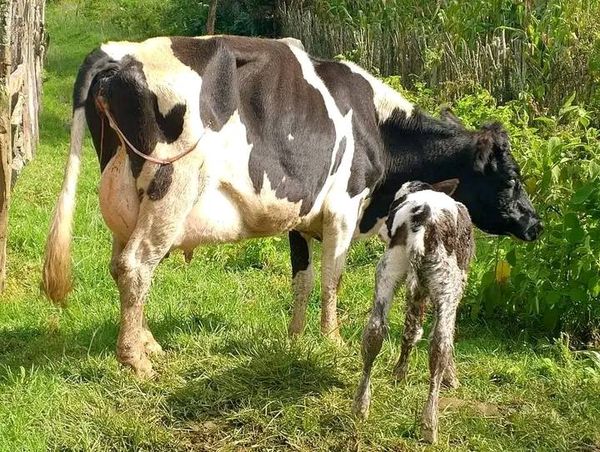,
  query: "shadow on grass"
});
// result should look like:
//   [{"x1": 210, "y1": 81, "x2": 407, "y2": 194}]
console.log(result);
[
  {"x1": 0, "y1": 311, "x2": 231, "y2": 377},
  {"x1": 168, "y1": 335, "x2": 345, "y2": 421}
]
